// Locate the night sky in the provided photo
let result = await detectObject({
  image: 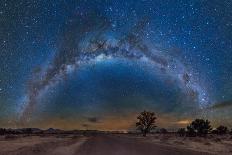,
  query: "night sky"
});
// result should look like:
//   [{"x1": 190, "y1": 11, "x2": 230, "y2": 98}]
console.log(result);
[{"x1": 0, "y1": 0, "x2": 232, "y2": 130}]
